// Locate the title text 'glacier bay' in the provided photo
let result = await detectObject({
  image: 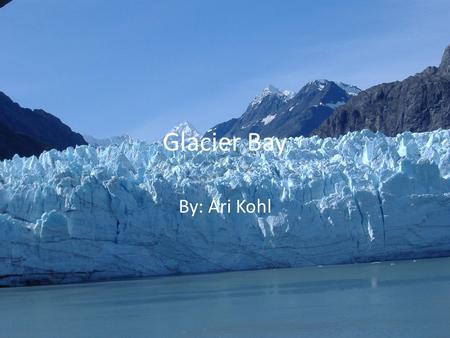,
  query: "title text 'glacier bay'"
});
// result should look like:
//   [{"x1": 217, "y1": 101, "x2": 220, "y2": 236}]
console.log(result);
[{"x1": 163, "y1": 132, "x2": 287, "y2": 155}]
